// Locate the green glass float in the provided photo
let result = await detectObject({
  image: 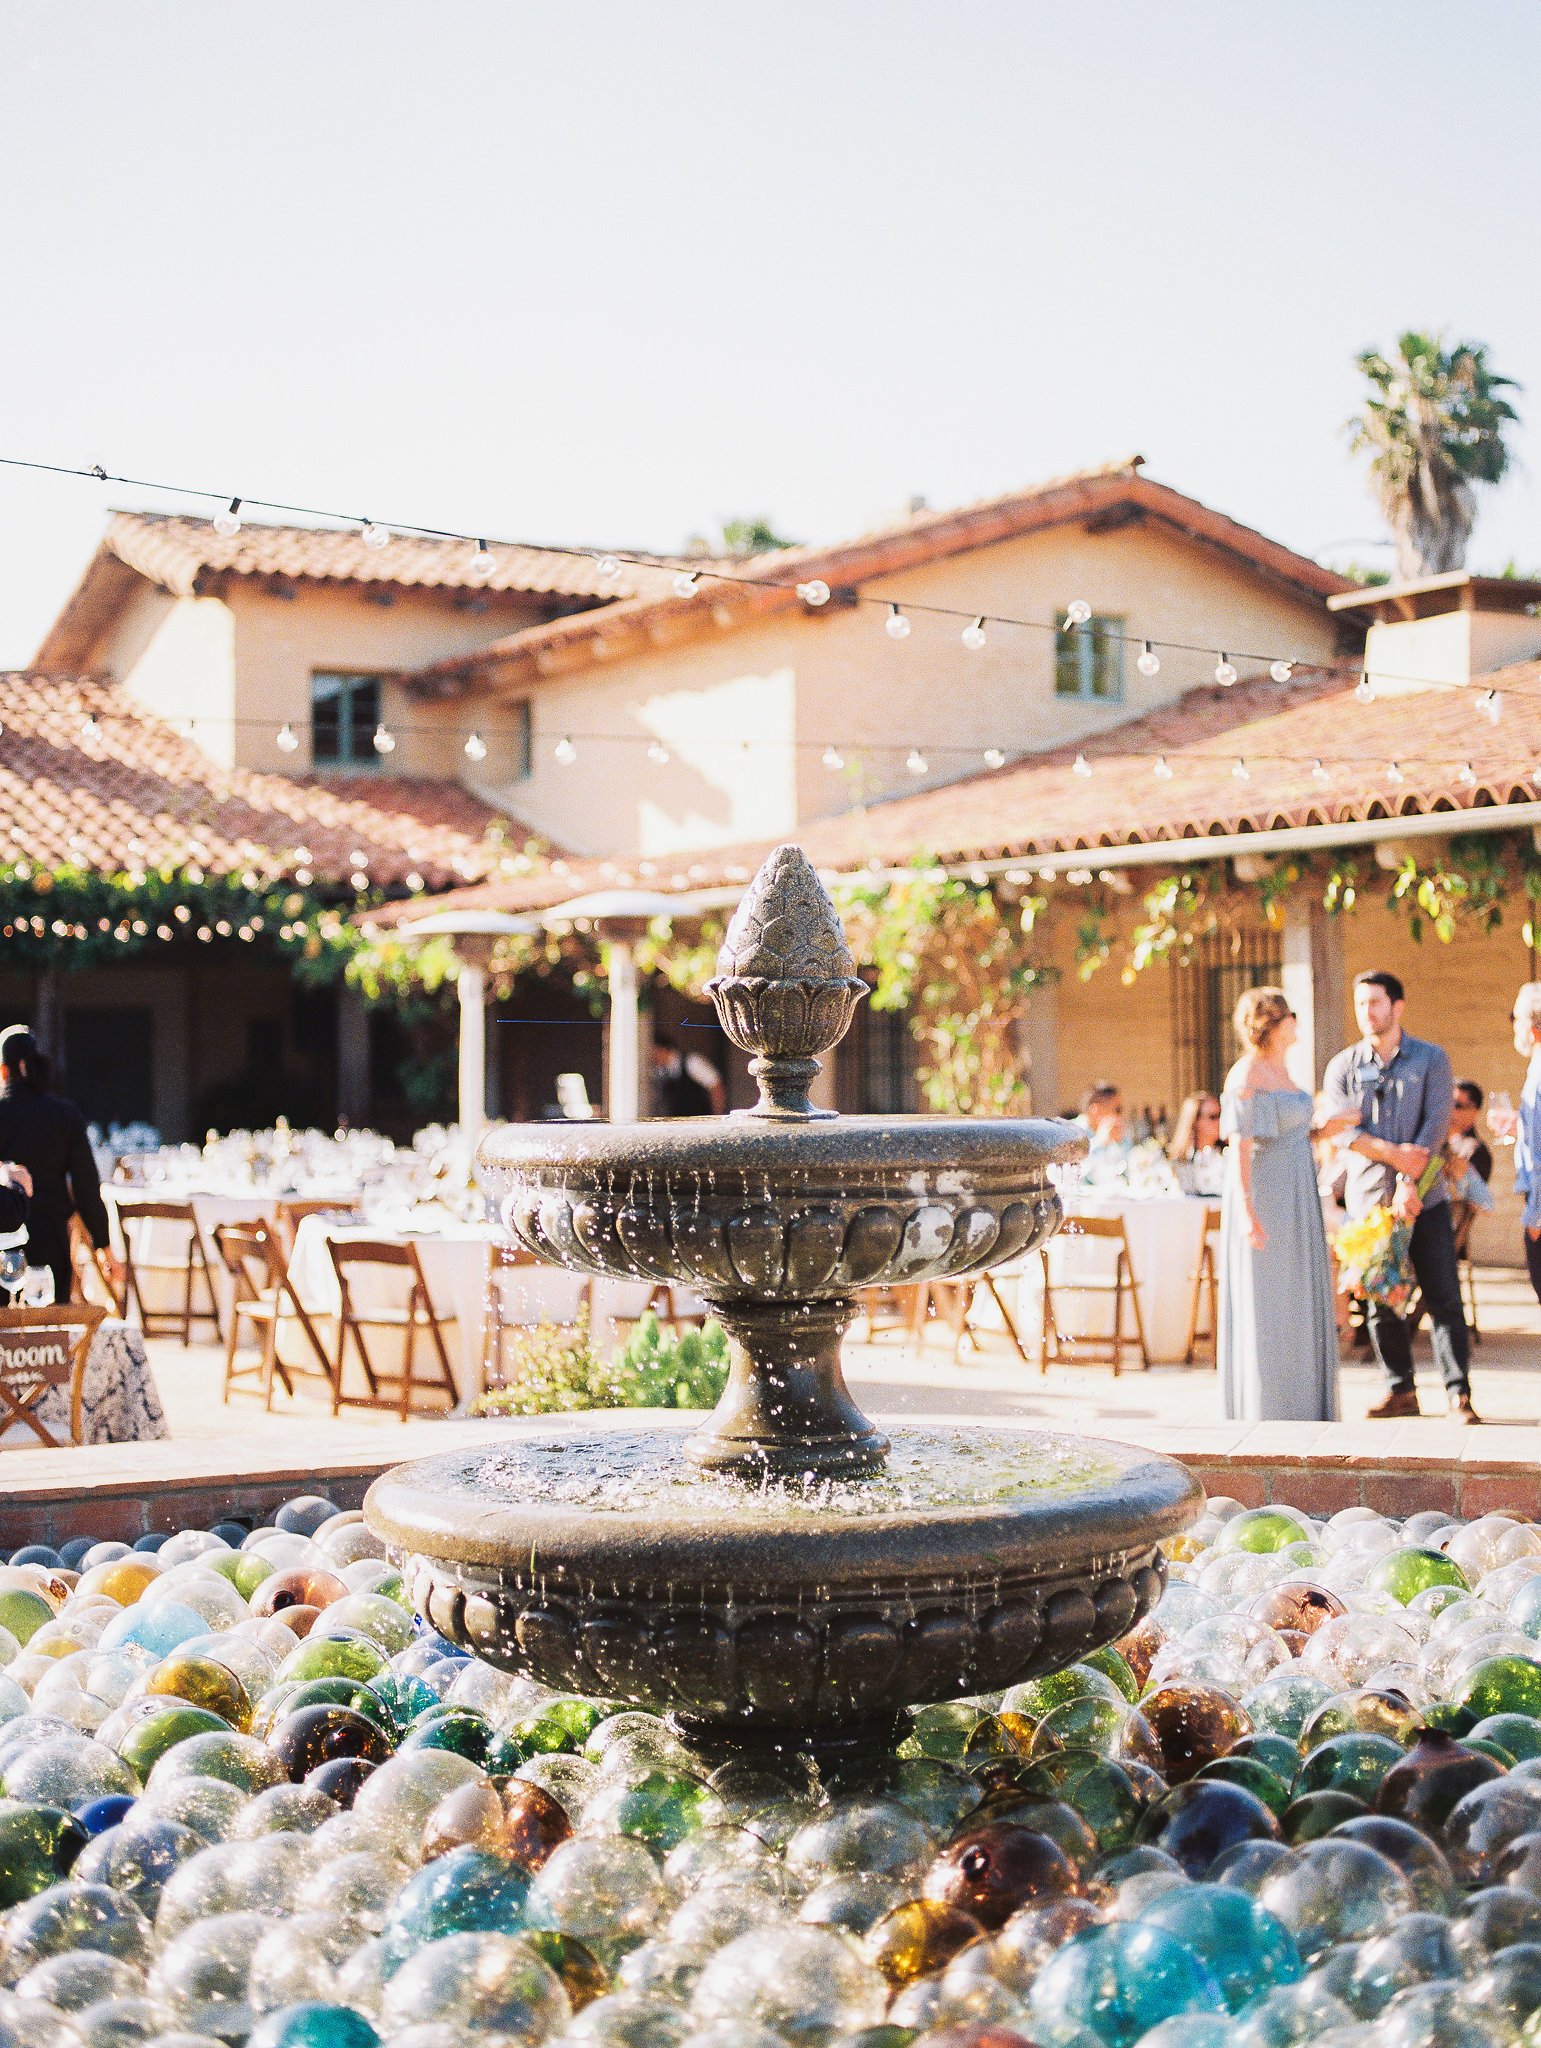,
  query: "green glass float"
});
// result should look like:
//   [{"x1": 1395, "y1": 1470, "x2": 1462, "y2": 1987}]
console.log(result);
[
  {"x1": 579, "y1": 1768, "x2": 718, "y2": 1851},
  {"x1": 0, "y1": 1799, "x2": 87, "y2": 1906},
  {"x1": 1457, "y1": 1655, "x2": 1541, "y2": 1722},
  {"x1": 1215, "y1": 1508, "x2": 1309, "y2": 1555},
  {"x1": 1365, "y1": 1546, "x2": 1469, "y2": 1605},
  {"x1": 117, "y1": 1705, "x2": 233, "y2": 1781},
  {"x1": 1470, "y1": 1713, "x2": 1541, "y2": 1762},
  {"x1": 1295, "y1": 1732, "x2": 1405, "y2": 1800},
  {"x1": 277, "y1": 1636, "x2": 391, "y2": 1688}
]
